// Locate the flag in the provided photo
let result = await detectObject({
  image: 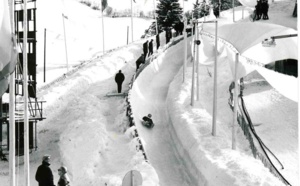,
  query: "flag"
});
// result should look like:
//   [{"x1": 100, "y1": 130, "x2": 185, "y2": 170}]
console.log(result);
[{"x1": 0, "y1": 0, "x2": 18, "y2": 96}]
